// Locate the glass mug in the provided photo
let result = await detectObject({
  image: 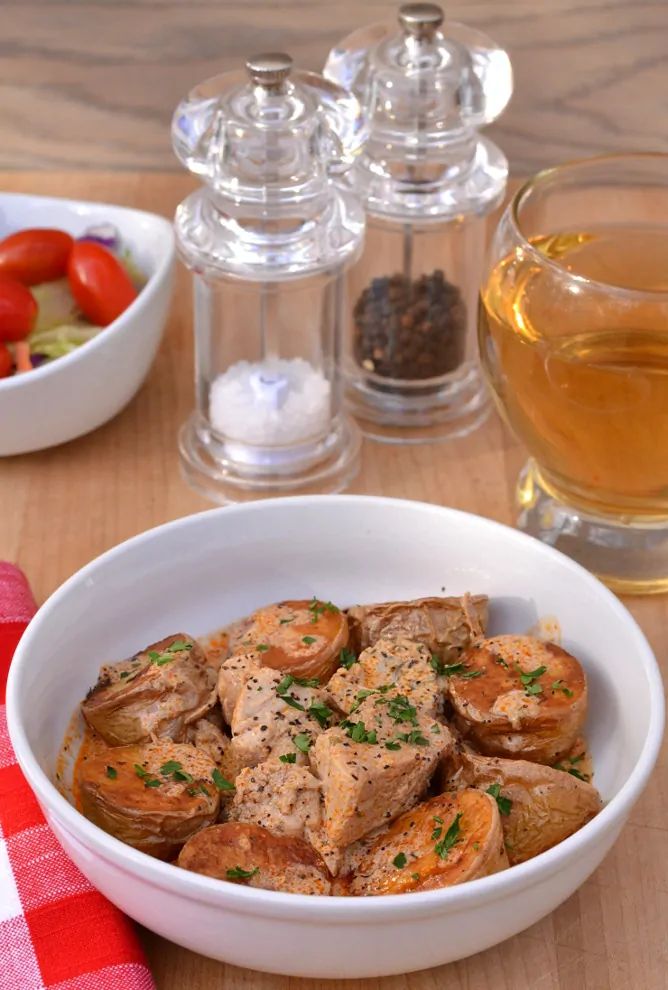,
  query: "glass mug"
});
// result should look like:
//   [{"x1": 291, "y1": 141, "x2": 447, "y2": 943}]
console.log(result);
[{"x1": 479, "y1": 154, "x2": 668, "y2": 594}]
